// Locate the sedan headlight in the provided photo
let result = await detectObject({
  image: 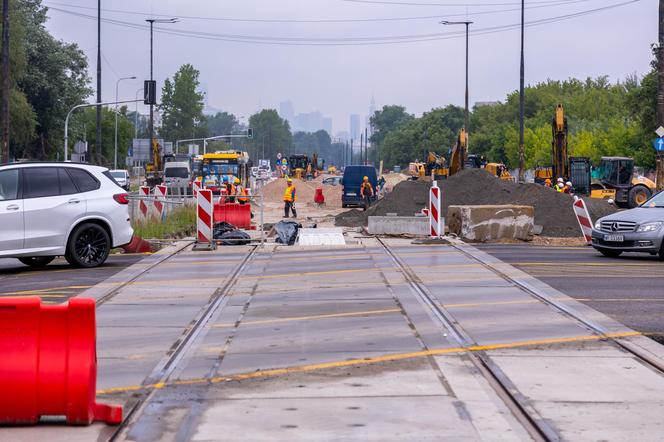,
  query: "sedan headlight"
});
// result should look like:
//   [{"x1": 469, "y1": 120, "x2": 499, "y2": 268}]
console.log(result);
[
  {"x1": 594, "y1": 220, "x2": 602, "y2": 230},
  {"x1": 636, "y1": 222, "x2": 663, "y2": 233}
]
